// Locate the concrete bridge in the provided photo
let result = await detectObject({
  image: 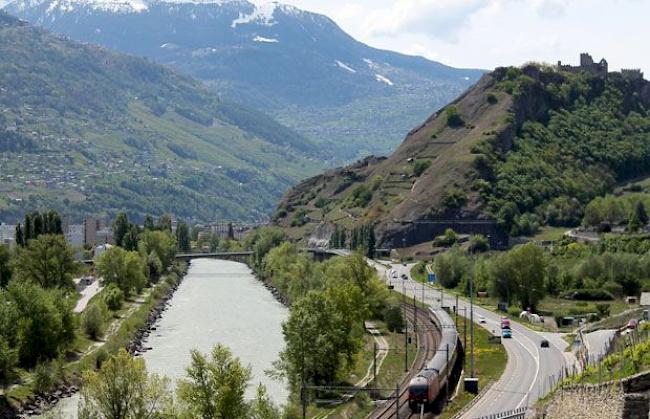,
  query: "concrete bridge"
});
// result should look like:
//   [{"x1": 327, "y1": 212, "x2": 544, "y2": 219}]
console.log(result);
[
  {"x1": 175, "y1": 251, "x2": 253, "y2": 262},
  {"x1": 84, "y1": 248, "x2": 385, "y2": 265}
]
